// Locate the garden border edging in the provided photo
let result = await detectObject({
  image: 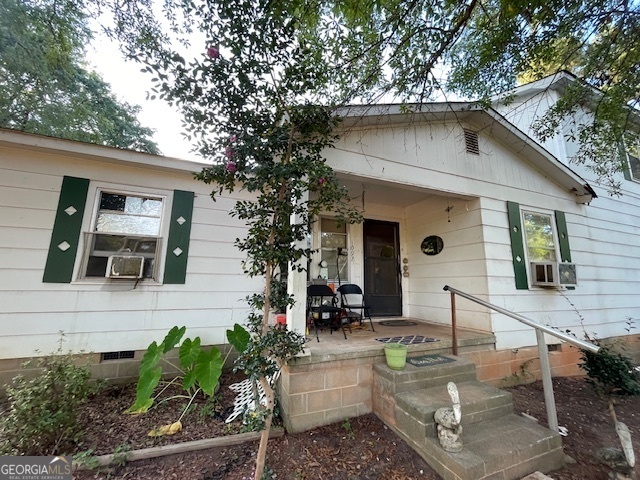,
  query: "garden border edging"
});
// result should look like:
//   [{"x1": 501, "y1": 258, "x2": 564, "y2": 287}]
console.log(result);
[{"x1": 73, "y1": 427, "x2": 285, "y2": 471}]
